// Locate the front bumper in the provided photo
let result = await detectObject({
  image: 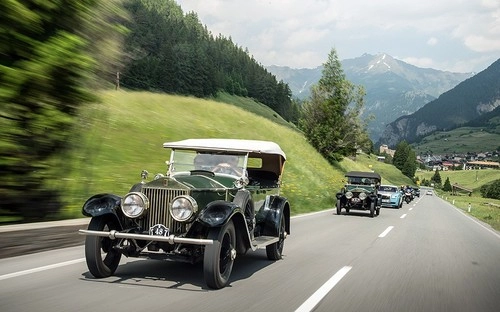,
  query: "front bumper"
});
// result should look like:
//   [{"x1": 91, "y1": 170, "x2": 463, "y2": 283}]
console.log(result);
[{"x1": 79, "y1": 229, "x2": 214, "y2": 245}]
